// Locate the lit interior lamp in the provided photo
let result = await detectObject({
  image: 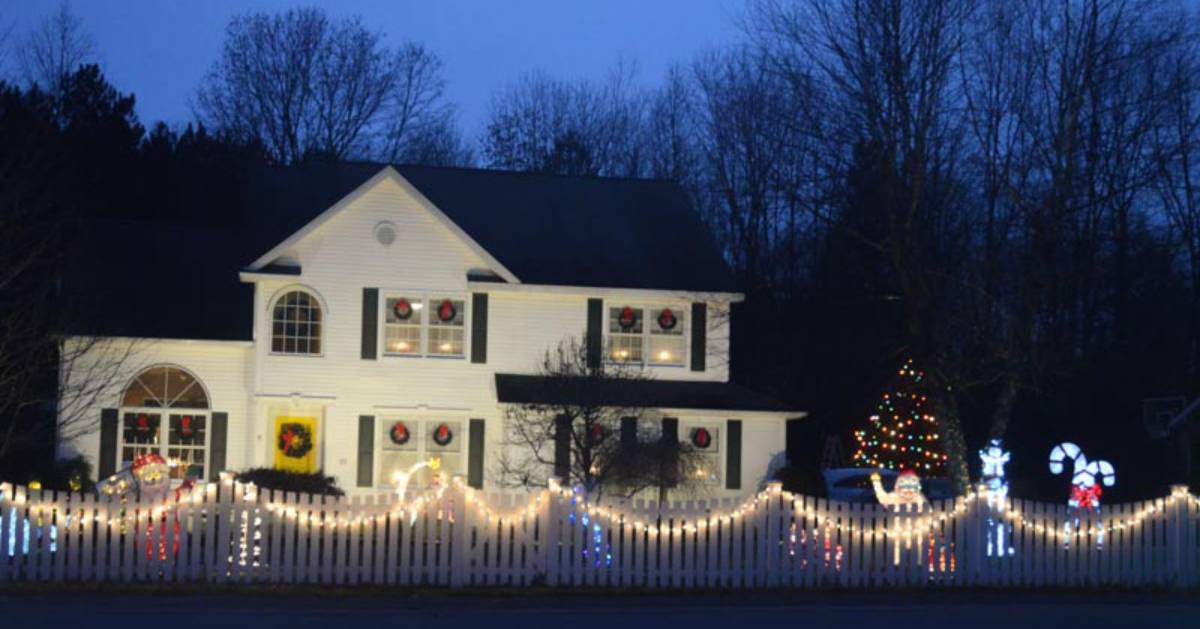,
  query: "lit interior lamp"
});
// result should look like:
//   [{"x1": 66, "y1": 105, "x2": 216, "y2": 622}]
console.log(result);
[
  {"x1": 616, "y1": 349, "x2": 629, "y2": 359},
  {"x1": 658, "y1": 350, "x2": 672, "y2": 361},
  {"x1": 440, "y1": 343, "x2": 453, "y2": 352}
]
